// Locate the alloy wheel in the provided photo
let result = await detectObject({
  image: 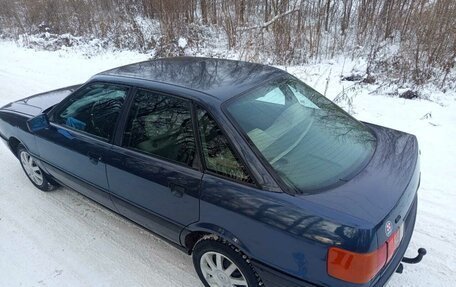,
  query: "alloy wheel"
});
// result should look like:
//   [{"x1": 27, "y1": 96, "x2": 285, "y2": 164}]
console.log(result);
[
  {"x1": 20, "y1": 151, "x2": 44, "y2": 186},
  {"x1": 200, "y1": 251, "x2": 248, "y2": 287}
]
